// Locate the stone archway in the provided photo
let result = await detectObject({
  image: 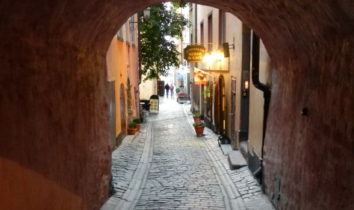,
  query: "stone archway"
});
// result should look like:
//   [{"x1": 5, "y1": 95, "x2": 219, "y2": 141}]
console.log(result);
[{"x1": 0, "y1": 1, "x2": 352, "y2": 210}]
